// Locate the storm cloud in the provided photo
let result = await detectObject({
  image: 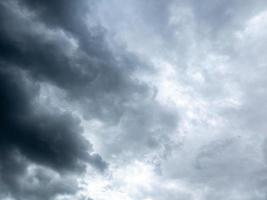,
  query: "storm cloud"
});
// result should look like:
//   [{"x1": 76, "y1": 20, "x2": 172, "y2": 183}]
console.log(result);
[{"x1": 1, "y1": 0, "x2": 267, "y2": 200}]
